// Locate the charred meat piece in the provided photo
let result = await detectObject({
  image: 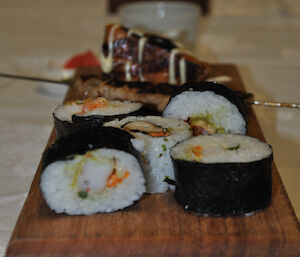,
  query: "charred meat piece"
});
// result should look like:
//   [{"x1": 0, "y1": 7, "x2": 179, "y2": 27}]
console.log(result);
[
  {"x1": 100, "y1": 24, "x2": 210, "y2": 85},
  {"x1": 74, "y1": 66, "x2": 175, "y2": 112},
  {"x1": 121, "y1": 121, "x2": 170, "y2": 137}
]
